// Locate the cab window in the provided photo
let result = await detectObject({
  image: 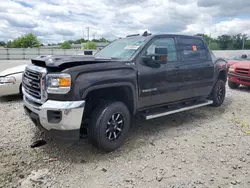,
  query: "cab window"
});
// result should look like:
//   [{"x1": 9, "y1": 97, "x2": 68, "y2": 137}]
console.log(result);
[
  {"x1": 146, "y1": 38, "x2": 177, "y2": 62},
  {"x1": 180, "y1": 38, "x2": 207, "y2": 61}
]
